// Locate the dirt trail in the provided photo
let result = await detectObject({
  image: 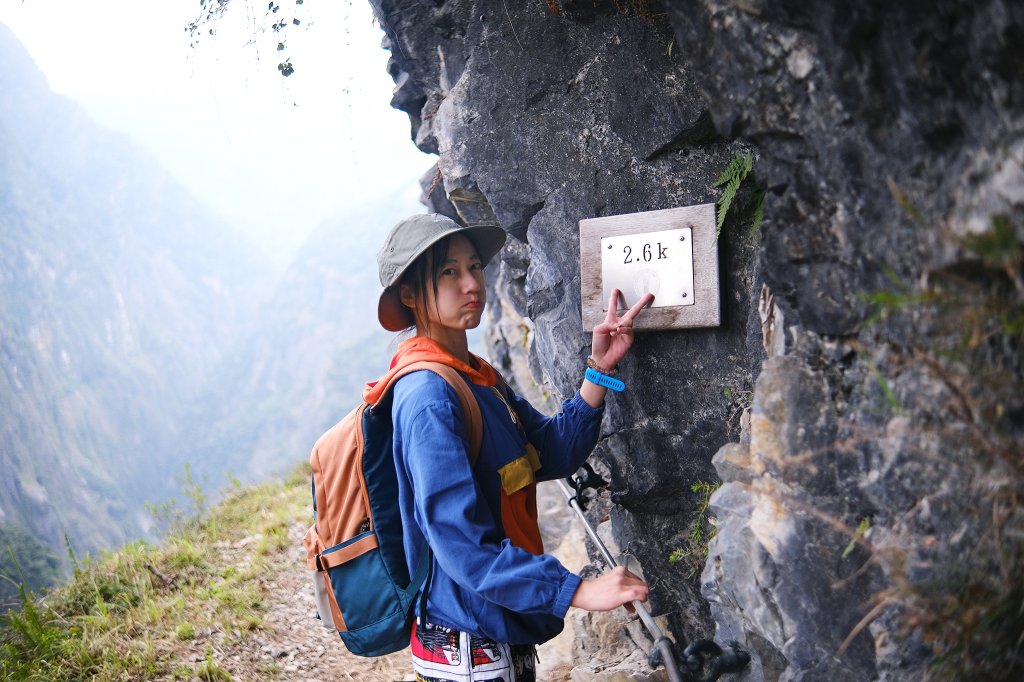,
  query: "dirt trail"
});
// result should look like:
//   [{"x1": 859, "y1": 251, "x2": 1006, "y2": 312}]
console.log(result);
[
  {"x1": 251, "y1": 518, "x2": 414, "y2": 681},
  {"x1": 203, "y1": 482, "x2": 581, "y2": 681}
]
